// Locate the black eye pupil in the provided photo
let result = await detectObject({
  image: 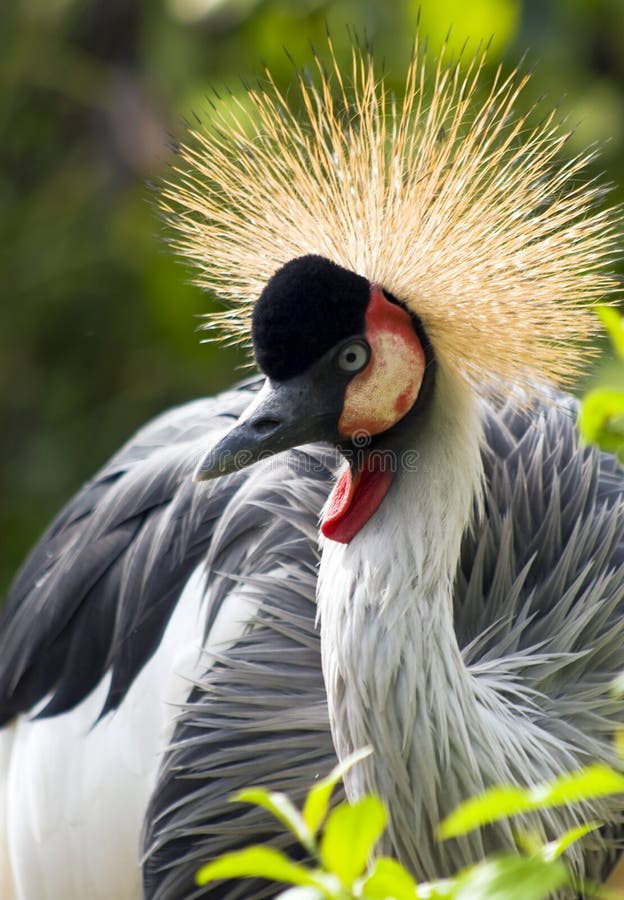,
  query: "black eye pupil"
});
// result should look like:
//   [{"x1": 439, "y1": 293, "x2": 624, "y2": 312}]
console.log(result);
[{"x1": 336, "y1": 339, "x2": 369, "y2": 373}]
